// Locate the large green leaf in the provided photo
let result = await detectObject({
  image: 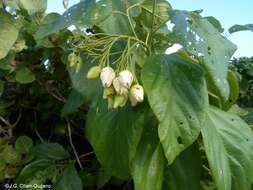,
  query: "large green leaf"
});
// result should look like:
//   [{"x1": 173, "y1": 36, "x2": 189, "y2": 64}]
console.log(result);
[
  {"x1": 19, "y1": 0, "x2": 47, "y2": 15},
  {"x1": 201, "y1": 107, "x2": 253, "y2": 190},
  {"x1": 32, "y1": 143, "x2": 70, "y2": 161},
  {"x1": 229, "y1": 24, "x2": 253, "y2": 34},
  {"x1": 54, "y1": 165, "x2": 82, "y2": 190},
  {"x1": 86, "y1": 100, "x2": 148, "y2": 179},
  {"x1": 35, "y1": 0, "x2": 137, "y2": 39},
  {"x1": 163, "y1": 143, "x2": 202, "y2": 190},
  {"x1": 97, "y1": 13, "x2": 133, "y2": 35},
  {"x1": 0, "y1": 13, "x2": 19, "y2": 59},
  {"x1": 34, "y1": 13, "x2": 61, "y2": 41},
  {"x1": 131, "y1": 124, "x2": 165, "y2": 190},
  {"x1": 16, "y1": 159, "x2": 58, "y2": 184},
  {"x1": 141, "y1": 54, "x2": 208, "y2": 164},
  {"x1": 170, "y1": 10, "x2": 237, "y2": 100}
]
